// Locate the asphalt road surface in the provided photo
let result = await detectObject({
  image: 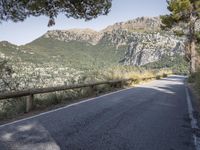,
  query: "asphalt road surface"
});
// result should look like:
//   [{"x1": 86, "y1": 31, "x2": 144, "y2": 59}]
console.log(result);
[{"x1": 0, "y1": 75, "x2": 197, "y2": 150}]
